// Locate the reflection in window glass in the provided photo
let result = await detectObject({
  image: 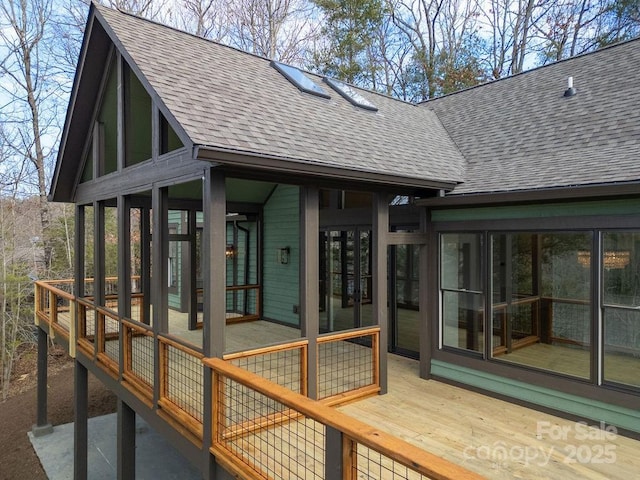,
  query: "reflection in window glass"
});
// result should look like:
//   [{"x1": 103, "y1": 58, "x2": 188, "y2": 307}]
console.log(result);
[
  {"x1": 602, "y1": 232, "x2": 640, "y2": 388},
  {"x1": 491, "y1": 232, "x2": 591, "y2": 379},
  {"x1": 441, "y1": 233, "x2": 483, "y2": 352}
]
